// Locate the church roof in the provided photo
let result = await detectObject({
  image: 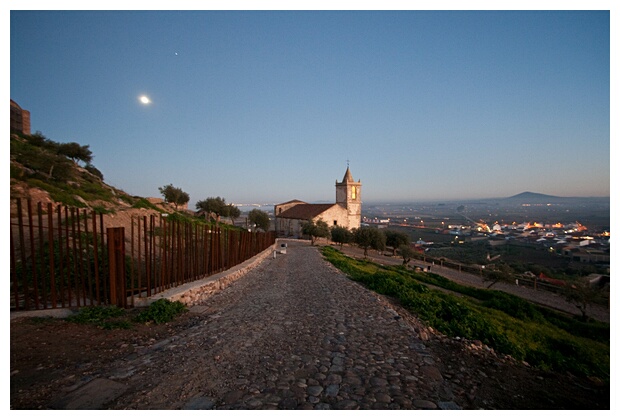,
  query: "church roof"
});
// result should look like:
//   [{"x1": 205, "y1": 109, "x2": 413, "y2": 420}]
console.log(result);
[
  {"x1": 342, "y1": 167, "x2": 354, "y2": 183},
  {"x1": 275, "y1": 199, "x2": 307, "y2": 206},
  {"x1": 277, "y1": 203, "x2": 340, "y2": 220}
]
